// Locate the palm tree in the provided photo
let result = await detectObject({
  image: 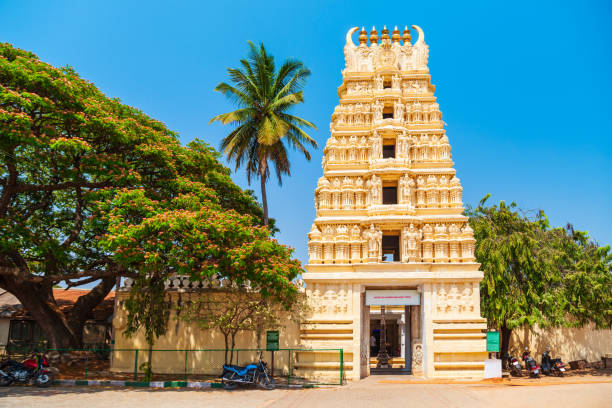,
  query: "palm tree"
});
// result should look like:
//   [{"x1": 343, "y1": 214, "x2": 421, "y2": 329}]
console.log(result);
[{"x1": 210, "y1": 42, "x2": 317, "y2": 226}]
